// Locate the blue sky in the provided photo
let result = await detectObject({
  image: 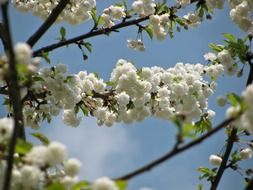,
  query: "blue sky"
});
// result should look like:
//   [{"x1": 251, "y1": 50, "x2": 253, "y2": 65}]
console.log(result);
[{"x1": 1, "y1": 1, "x2": 253, "y2": 190}]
